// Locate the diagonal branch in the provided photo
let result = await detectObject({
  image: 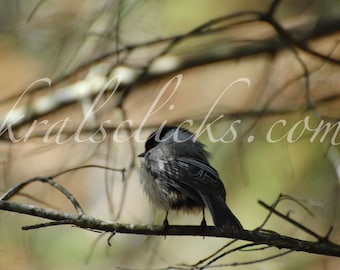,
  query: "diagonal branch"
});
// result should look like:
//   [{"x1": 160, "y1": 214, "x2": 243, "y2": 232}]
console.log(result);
[
  {"x1": 0, "y1": 176, "x2": 84, "y2": 215},
  {"x1": 258, "y1": 200, "x2": 327, "y2": 242}
]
